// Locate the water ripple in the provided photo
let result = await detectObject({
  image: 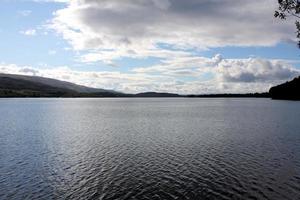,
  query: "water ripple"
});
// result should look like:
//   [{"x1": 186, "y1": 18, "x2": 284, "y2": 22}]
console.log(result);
[{"x1": 0, "y1": 98, "x2": 300, "y2": 199}]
